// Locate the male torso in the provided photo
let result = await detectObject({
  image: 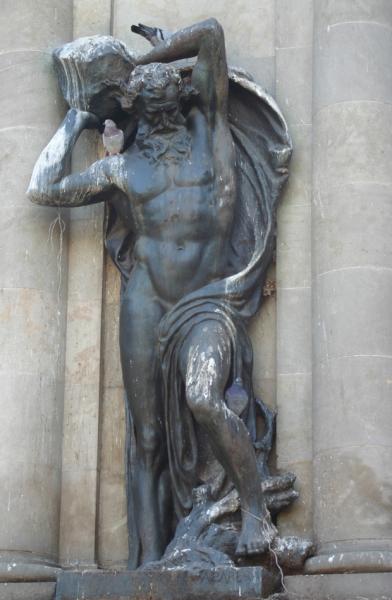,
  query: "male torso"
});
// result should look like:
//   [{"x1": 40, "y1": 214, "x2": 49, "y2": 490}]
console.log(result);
[{"x1": 114, "y1": 107, "x2": 236, "y2": 305}]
